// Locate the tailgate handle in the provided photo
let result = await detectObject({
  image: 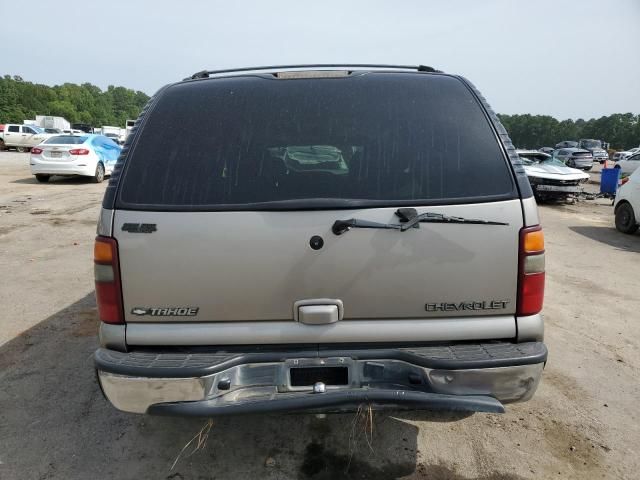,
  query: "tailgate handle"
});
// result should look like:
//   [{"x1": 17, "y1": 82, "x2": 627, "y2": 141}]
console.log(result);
[{"x1": 294, "y1": 299, "x2": 344, "y2": 325}]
